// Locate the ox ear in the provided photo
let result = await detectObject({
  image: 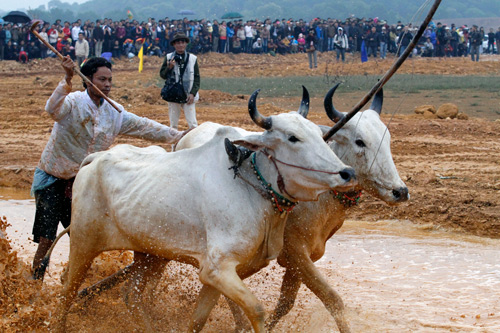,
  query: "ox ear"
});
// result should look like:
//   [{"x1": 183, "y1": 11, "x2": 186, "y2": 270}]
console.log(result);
[{"x1": 232, "y1": 134, "x2": 268, "y2": 152}]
